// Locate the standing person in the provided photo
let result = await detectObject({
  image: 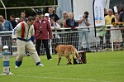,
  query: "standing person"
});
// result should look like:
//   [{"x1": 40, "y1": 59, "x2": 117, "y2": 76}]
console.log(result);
[
  {"x1": 59, "y1": 11, "x2": 68, "y2": 27},
  {"x1": 21, "y1": 11, "x2": 27, "y2": 22},
  {"x1": 111, "y1": 13, "x2": 123, "y2": 50},
  {"x1": 33, "y1": 11, "x2": 53, "y2": 60},
  {"x1": 64, "y1": 12, "x2": 78, "y2": 47},
  {"x1": 0, "y1": 15, "x2": 13, "y2": 54},
  {"x1": 48, "y1": 7, "x2": 59, "y2": 22},
  {"x1": 98, "y1": 8, "x2": 108, "y2": 50},
  {"x1": 13, "y1": 16, "x2": 44, "y2": 67},
  {"x1": 50, "y1": 17, "x2": 61, "y2": 53},
  {"x1": 119, "y1": 8, "x2": 124, "y2": 48},
  {"x1": 18, "y1": 17, "x2": 25, "y2": 23},
  {"x1": 104, "y1": 9, "x2": 115, "y2": 49},
  {"x1": 44, "y1": 13, "x2": 50, "y2": 23},
  {"x1": 65, "y1": 12, "x2": 78, "y2": 30},
  {"x1": 10, "y1": 15, "x2": 17, "y2": 29},
  {"x1": 77, "y1": 11, "x2": 91, "y2": 52}
]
